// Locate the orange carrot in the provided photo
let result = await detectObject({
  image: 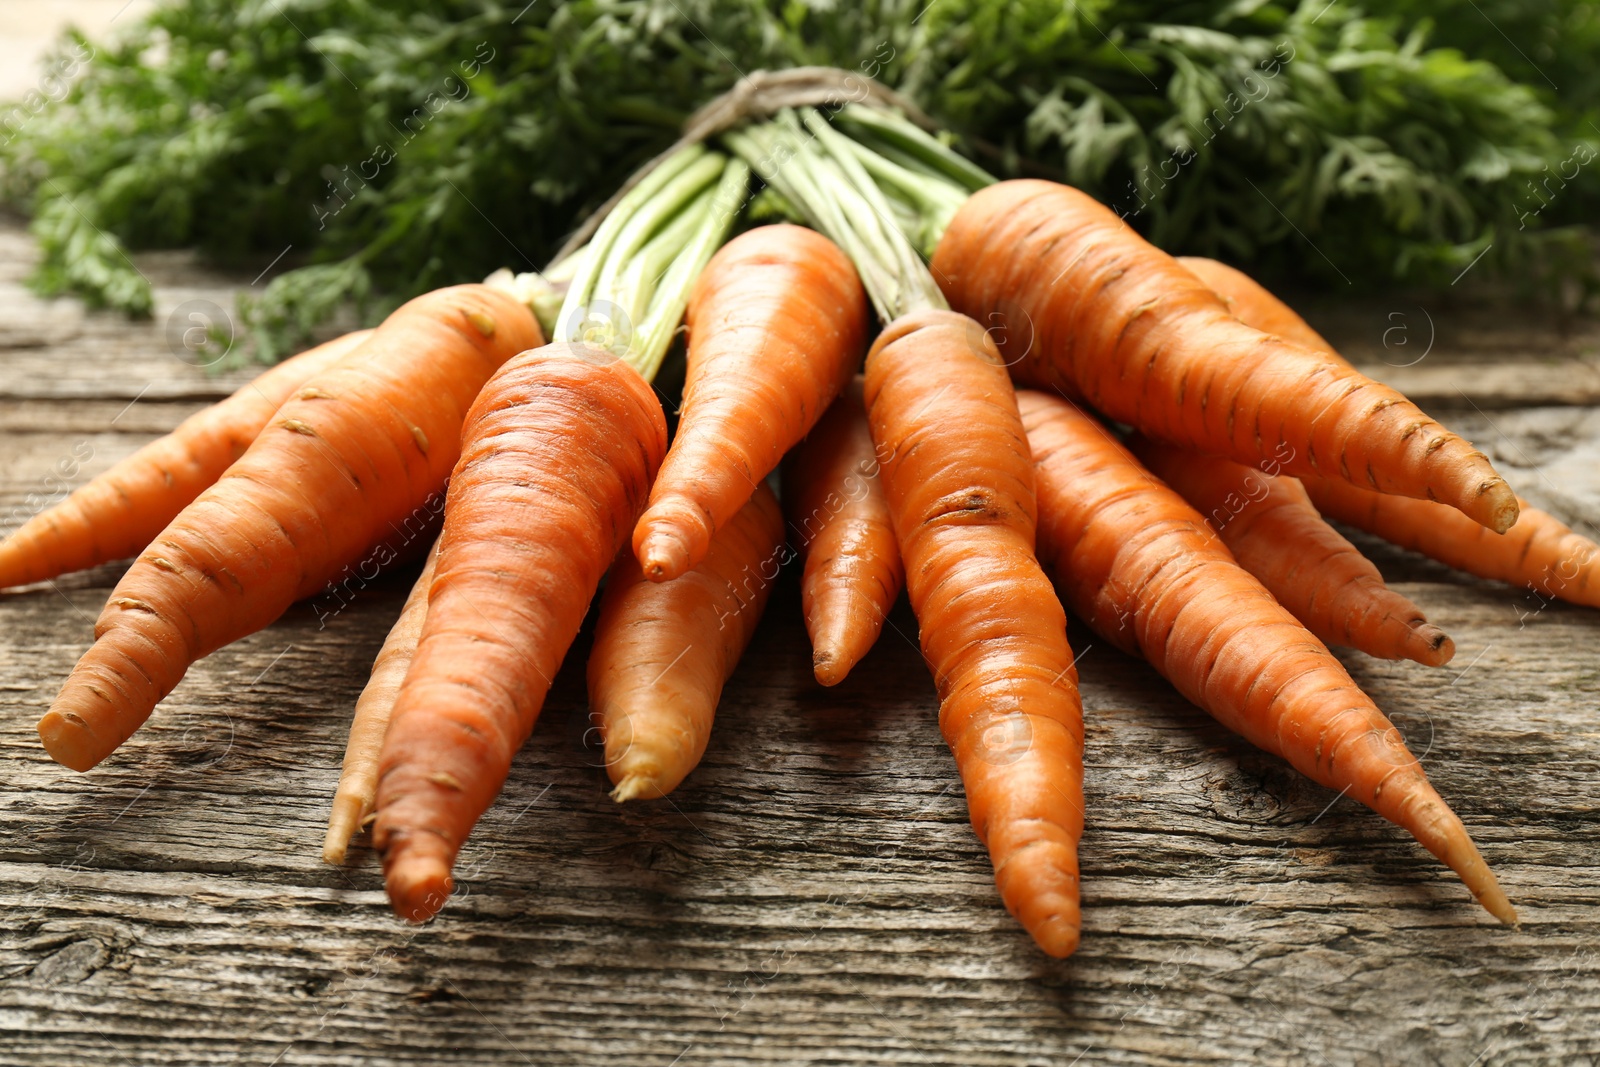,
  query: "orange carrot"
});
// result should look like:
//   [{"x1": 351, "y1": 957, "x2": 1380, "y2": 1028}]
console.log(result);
[
  {"x1": 632, "y1": 224, "x2": 867, "y2": 581},
  {"x1": 1173, "y1": 254, "x2": 1600, "y2": 610},
  {"x1": 323, "y1": 540, "x2": 438, "y2": 864},
  {"x1": 1019, "y1": 388, "x2": 1515, "y2": 923},
  {"x1": 373, "y1": 344, "x2": 667, "y2": 922},
  {"x1": 1175, "y1": 257, "x2": 1333, "y2": 353},
  {"x1": 781, "y1": 377, "x2": 903, "y2": 686},
  {"x1": 1131, "y1": 438, "x2": 1454, "y2": 667},
  {"x1": 932, "y1": 180, "x2": 1519, "y2": 533},
  {"x1": 0, "y1": 329, "x2": 372, "y2": 590},
  {"x1": 591, "y1": 482, "x2": 784, "y2": 801},
  {"x1": 1303, "y1": 476, "x2": 1600, "y2": 609},
  {"x1": 865, "y1": 309, "x2": 1085, "y2": 958},
  {"x1": 36, "y1": 286, "x2": 541, "y2": 772}
]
